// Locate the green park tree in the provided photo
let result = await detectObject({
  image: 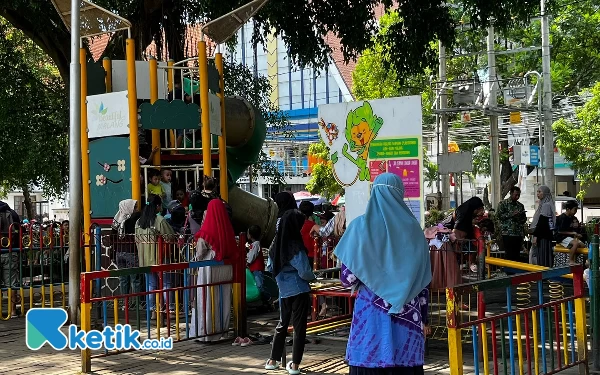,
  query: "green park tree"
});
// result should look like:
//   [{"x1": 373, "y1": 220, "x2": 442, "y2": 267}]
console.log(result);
[
  {"x1": 305, "y1": 141, "x2": 343, "y2": 199},
  {"x1": 1, "y1": 0, "x2": 544, "y2": 84},
  {"x1": 353, "y1": 0, "x2": 600, "y2": 202},
  {"x1": 0, "y1": 19, "x2": 68, "y2": 219},
  {"x1": 554, "y1": 83, "x2": 600, "y2": 199}
]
